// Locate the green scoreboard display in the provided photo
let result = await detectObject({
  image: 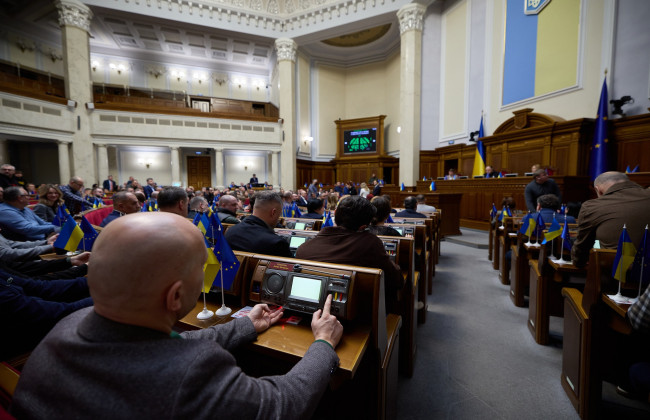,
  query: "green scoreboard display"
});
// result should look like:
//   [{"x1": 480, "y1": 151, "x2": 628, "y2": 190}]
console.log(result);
[{"x1": 343, "y1": 128, "x2": 377, "y2": 153}]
